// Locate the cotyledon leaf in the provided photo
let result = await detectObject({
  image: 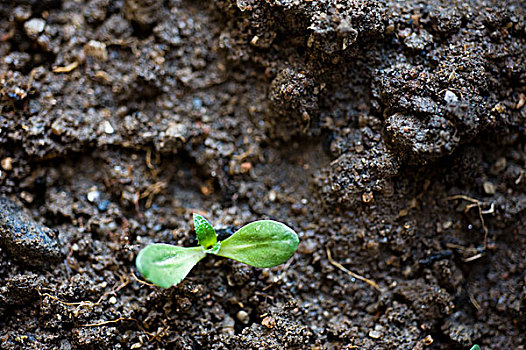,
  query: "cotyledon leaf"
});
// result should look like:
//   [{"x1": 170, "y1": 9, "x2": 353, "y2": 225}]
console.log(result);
[
  {"x1": 193, "y1": 213, "x2": 217, "y2": 248},
  {"x1": 136, "y1": 244, "x2": 206, "y2": 288},
  {"x1": 214, "y1": 220, "x2": 299, "y2": 268}
]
